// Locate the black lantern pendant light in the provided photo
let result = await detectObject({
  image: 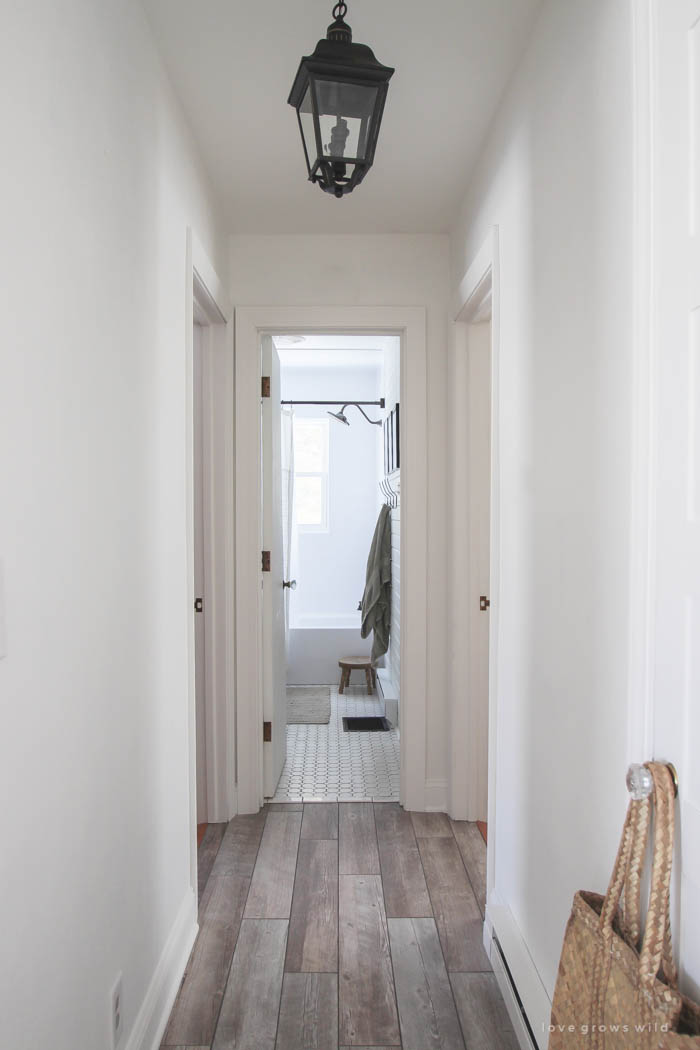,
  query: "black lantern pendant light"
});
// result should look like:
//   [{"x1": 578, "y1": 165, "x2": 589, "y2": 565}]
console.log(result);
[{"x1": 288, "y1": 2, "x2": 394, "y2": 198}]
